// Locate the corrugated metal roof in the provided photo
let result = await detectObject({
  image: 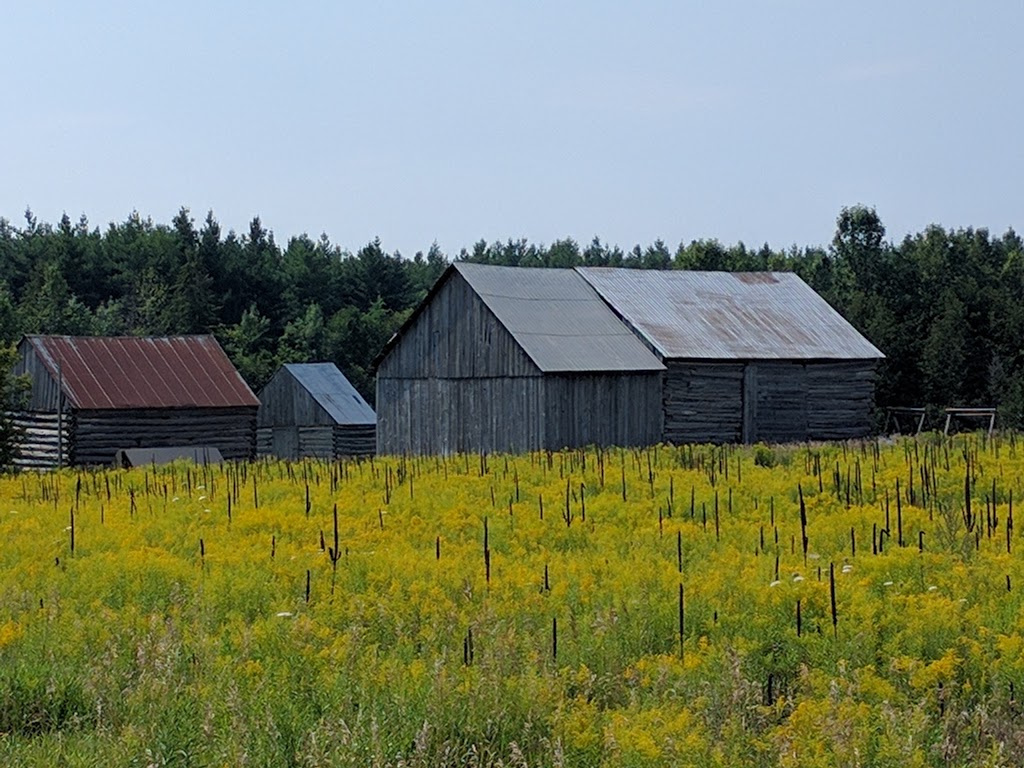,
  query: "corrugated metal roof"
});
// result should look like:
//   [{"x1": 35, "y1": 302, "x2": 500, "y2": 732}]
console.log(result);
[
  {"x1": 25, "y1": 335, "x2": 260, "y2": 409},
  {"x1": 453, "y1": 262, "x2": 665, "y2": 373},
  {"x1": 576, "y1": 268, "x2": 884, "y2": 360},
  {"x1": 283, "y1": 363, "x2": 377, "y2": 425}
]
